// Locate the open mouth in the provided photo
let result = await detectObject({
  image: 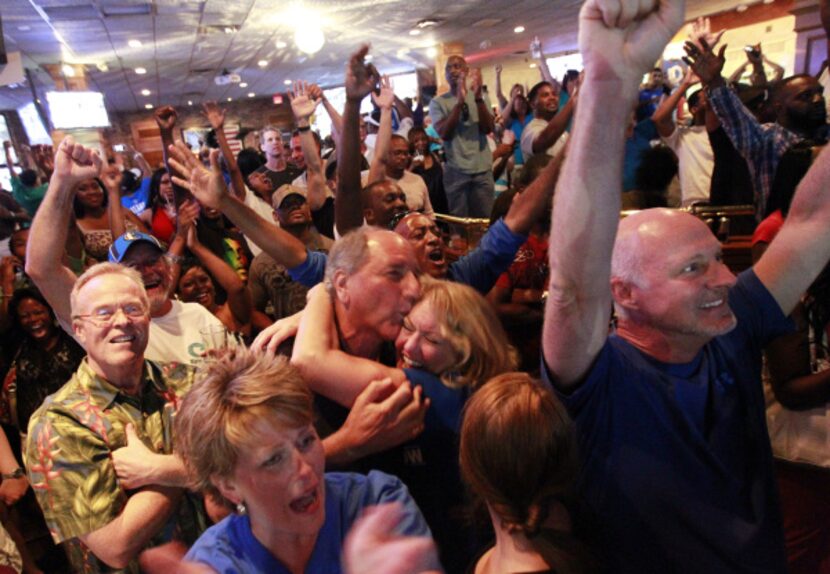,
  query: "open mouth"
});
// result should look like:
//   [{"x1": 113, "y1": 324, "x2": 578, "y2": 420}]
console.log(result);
[
  {"x1": 289, "y1": 486, "x2": 320, "y2": 514},
  {"x1": 111, "y1": 334, "x2": 135, "y2": 343},
  {"x1": 401, "y1": 354, "x2": 424, "y2": 369},
  {"x1": 700, "y1": 298, "x2": 725, "y2": 309}
]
